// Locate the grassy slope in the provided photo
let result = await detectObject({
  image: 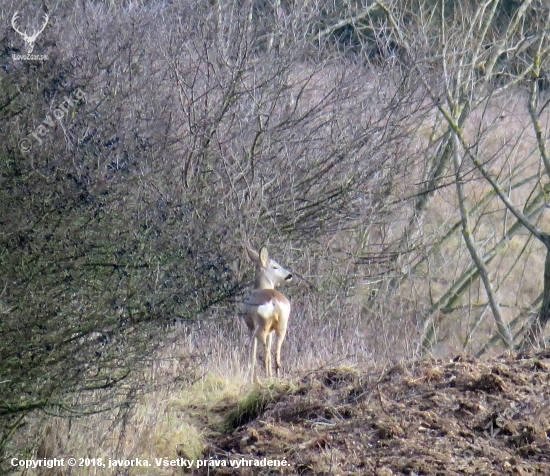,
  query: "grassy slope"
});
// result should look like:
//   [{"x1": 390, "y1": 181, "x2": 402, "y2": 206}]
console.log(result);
[{"x1": 18, "y1": 352, "x2": 550, "y2": 475}]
